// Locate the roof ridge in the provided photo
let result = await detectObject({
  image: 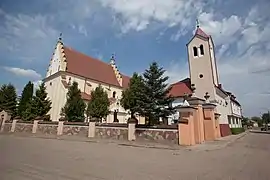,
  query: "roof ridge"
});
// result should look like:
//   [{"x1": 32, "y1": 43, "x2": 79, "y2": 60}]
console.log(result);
[{"x1": 170, "y1": 77, "x2": 190, "y2": 85}]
